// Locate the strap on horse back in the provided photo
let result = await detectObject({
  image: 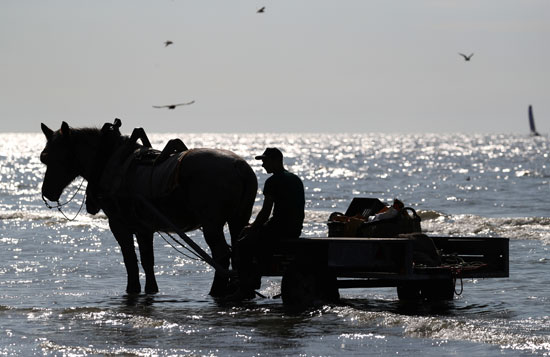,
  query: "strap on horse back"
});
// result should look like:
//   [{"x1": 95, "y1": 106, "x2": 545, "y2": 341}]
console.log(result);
[
  {"x1": 129, "y1": 127, "x2": 152, "y2": 148},
  {"x1": 86, "y1": 118, "x2": 124, "y2": 214},
  {"x1": 155, "y1": 138, "x2": 188, "y2": 164}
]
